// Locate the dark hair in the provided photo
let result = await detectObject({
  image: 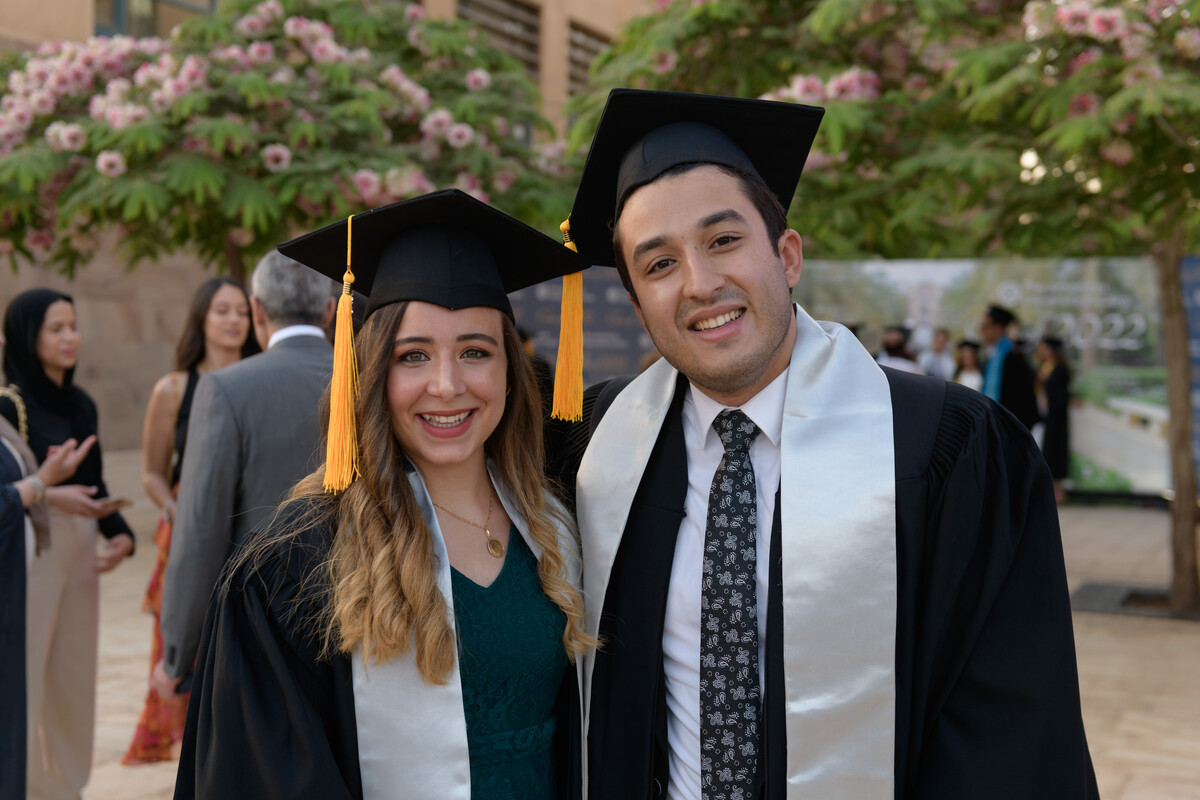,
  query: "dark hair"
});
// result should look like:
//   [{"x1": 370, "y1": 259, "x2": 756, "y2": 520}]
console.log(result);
[
  {"x1": 985, "y1": 304, "x2": 1017, "y2": 328},
  {"x1": 174, "y1": 277, "x2": 257, "y2": 371},
  {"x1": 611, "y1": 162, "x2": 788, "y2": 300}
]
